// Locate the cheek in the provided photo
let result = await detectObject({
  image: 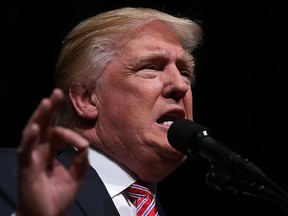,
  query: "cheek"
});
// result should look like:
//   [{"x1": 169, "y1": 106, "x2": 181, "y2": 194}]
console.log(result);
[
  {"x1": 101, "y1": 92, "x2": 143, "y2": 119},
  {"x1": 183, "y1": 92, "x2": 193, "y2": 119}
]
